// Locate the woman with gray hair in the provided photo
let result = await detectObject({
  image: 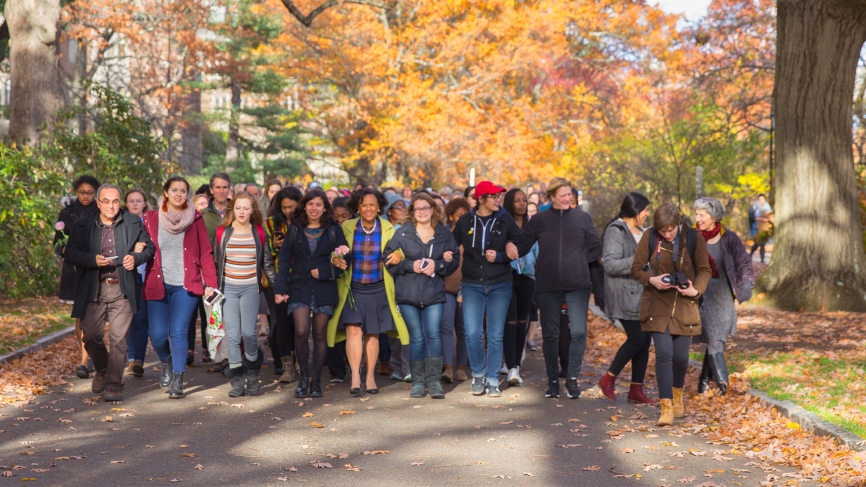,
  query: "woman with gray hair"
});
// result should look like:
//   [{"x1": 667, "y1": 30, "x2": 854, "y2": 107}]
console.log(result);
[{"x1": 693, "y1": 197, "x2": 755, "y2": 396}]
